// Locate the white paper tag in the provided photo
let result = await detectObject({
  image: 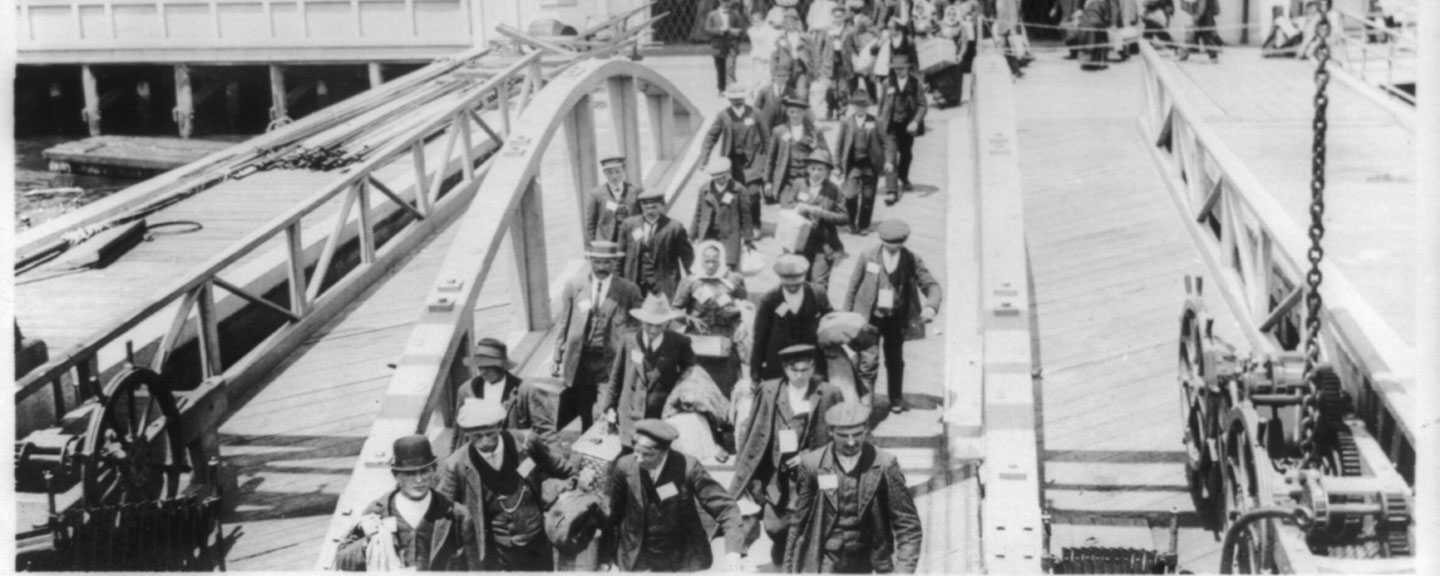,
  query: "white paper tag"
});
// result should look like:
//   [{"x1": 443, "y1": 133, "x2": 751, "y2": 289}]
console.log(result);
[
  {"x1": 656, "y1": 483, "x2": 678, "y2": 501},
  {"x1": 832, "y1": 38, "x2": 843, "y2": 50},
  {"x1": 799, "y1": 191, "x2": 813, "y2": 203},
  {"x1": 606, "y1": 200, "x2": 619, "y2": 212},
  {"x1": 865, "y1": 262, "x2": 880, "y2": 274},
  {"x1": 716, "y1": 293, "x2": 733, "y2": 306},
  {"x1": 818, "y1": 474, "x2": 839, "y2": 490},
  {"x1": 695, "y1": 285, "x2": 715, "y2": 303},
  {"x1": 722, "y1": 192, "x2": 735, "y2": 205},
  {"x1": 383, "y1": 516, "x2": 398, "y2": 533},
  {"x1": 517, "y1": 458, "x2": 535, "y2": 477},
  {"x1": 792, "y1": 398, "x2": 812, "y2": 416},
  {"x1": 578, "y1": 299, "x2": 592, "y2": 312},
  {"x1": 778, "y1": 429, "x2": 799, "y2": 453},
  {"x1": 743, "y1": 117, "x2": 755, "y2": 126},
  {"x1": 878, "y1": 288, "x2": 895, "y2": 309},
  {"x1": 632, "y1": 228, "x2": 644, "y2": 242},
  {"x1": 631, "y1": 349, "x2": 645, "y2": 365},
  {"x1": 782, "y1": 131, "x2": 793, "y2": 142},
  {"x1": 738, "y1": 496, "x2": 762, "y2": 516},
  {"x1": 864, "y1": 121, "x2": 875, "y2": 130}
]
